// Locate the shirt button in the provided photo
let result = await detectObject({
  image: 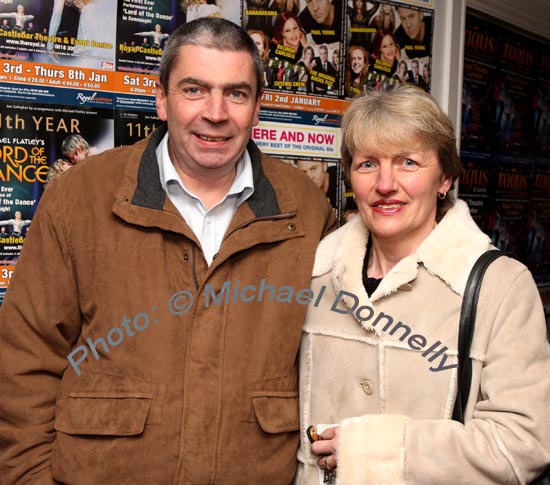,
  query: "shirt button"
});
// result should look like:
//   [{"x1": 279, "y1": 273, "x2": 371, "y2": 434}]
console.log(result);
[{"x1": 359, "y1": 379, "x2": 374, "y2": 395}]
